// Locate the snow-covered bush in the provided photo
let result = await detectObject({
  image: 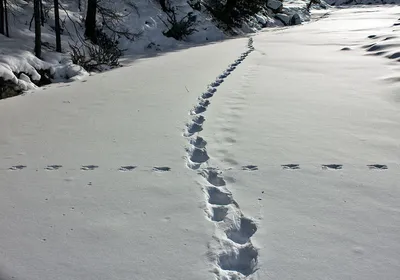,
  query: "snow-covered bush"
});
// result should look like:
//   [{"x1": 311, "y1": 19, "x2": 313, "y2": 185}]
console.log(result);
[
  {"x1": 70, "y1": 30, "x2": 122, "y2": 71},
  {"x1": 204, "y1": 0, "x2": 266, "y2": 26},
  {"x1": 162, "y1": 11, "x2": 198, "y2": 40}
]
